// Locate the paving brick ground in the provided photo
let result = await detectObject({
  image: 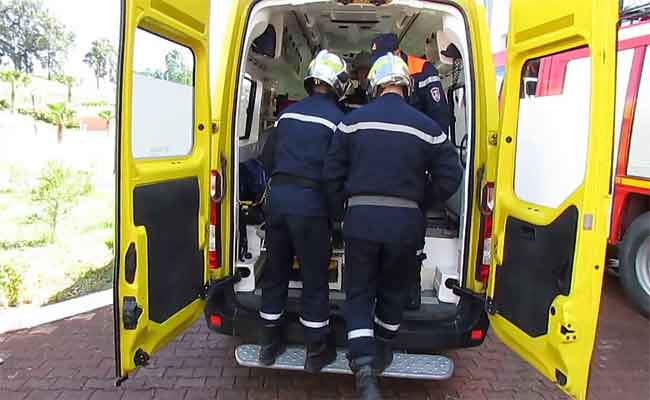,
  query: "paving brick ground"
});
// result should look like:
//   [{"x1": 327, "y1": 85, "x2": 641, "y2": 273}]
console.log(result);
[{"x1": 1, "y1": 275, "x2": 648, "y2": 399}]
